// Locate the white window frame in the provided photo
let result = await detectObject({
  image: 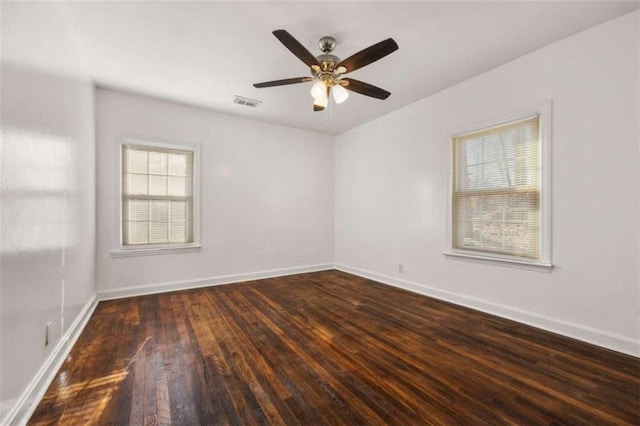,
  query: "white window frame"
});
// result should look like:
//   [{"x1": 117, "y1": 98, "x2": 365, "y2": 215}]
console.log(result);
[
  {"x1": 111, "y1": 138, "x2": 201, "y2": 258},
  {"x1": 443, "y1": 101, "x2": 552, "y2": 272}
]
